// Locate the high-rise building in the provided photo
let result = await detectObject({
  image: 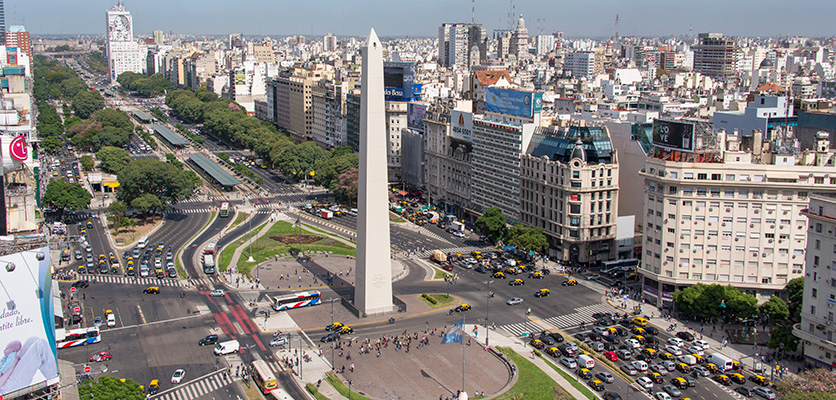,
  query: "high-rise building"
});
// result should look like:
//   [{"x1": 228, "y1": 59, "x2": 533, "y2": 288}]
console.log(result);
[
  {"x1": 535, "y1": 35, "x2": 556, "y2": 56},
  {"x1": 0, "y1": 0, "x2": 6, "y2": 45},
  {"x1": 565, "y1": 51, "x2": 595, "y2": 78},
  {"x1": 266, "y1": 66, "x2": 334, "y2": 142},
  {"x1": 423, "y1": 98, "x2": 473, "y2": 218},
  {"x1": 520, "y1": 125, "x2": 619, "y2": 264},
  {"x1": 693, "y1": 33, "x2": 740, "y2": 82},
  {"x1": 509, "y1": 15, "x2": 529, "y2": 61},
  {"x1": 6, "y1": 26, "x2": 31, "y2": 56},
  {"x1": 323, "y1": 33, "x2": 337, "y2": 52},
  {"x1": 639, "y1": 125, "x2": 836, "y2": 308},
  {"x1": 153, "y1": 30, "x2": 164, "y2": 44},
  {"x1": 105, "y1": 2, "x2": 143, "y2": 82},
  {"x1": 795, "y1": 193, "x2": 836, "y2": 371},
  {"x1": 438, "y1": 23, "x2": 486, "y2": 70}
]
